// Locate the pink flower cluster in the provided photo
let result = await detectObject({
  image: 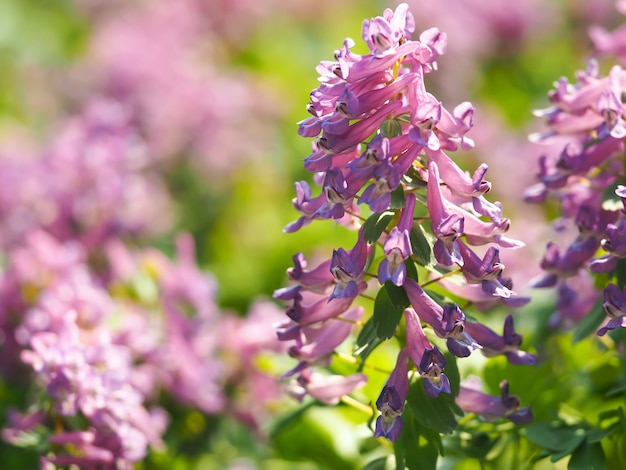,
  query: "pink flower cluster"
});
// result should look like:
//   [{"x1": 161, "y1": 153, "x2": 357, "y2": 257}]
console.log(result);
[
  {"x1": 0, "y1": 80, "x2": 284, "y2": 470},
  {"x1": 277, "y1": 4, "x2": 534, "y2": 440},
  {"x1": 526, "y1": 40, "x2": 626, "y2": 333}
]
